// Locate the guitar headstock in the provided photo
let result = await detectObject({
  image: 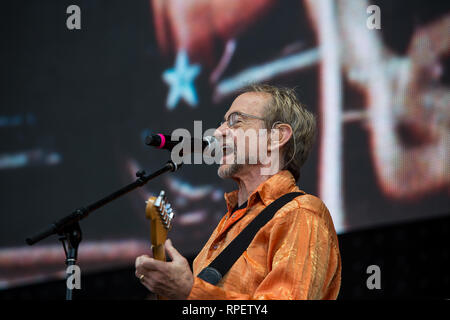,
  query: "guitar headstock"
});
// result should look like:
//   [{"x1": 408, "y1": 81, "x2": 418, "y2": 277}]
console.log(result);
[{"x1": 145, "y1": 190, "x2": 175, "y2": 251}]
